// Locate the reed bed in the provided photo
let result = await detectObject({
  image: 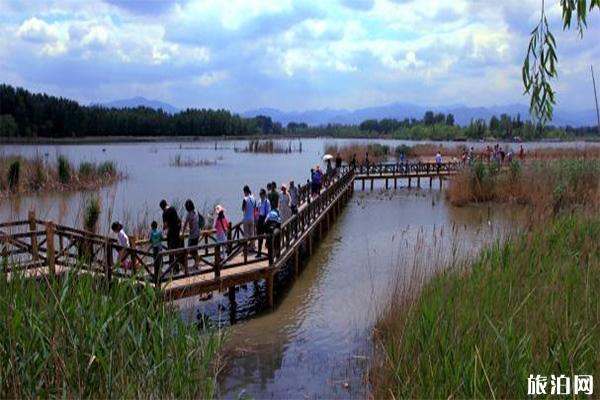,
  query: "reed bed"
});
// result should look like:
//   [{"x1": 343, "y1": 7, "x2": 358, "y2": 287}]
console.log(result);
[
  {"x1": 0, "y1": 155, "x2": 123, "y2": 197},
  {"x1": 237, "y1": 139, "x2": 300, "y2": 154},
  {"x1": 372, "y1": 213, "x2": 600, "y2": 398},
  {"x1": 169, "y1": 153, "x2": 217, "y2": 167},
  {"x1": 446, "y1": 160, "x2": 600, "y2": 221},
  {"x1": 0, "y1": 269, "x2": 223, "y2": 398},
  {"x1": 324, "y1": 143, "x2": 395, "y2": 164}
]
